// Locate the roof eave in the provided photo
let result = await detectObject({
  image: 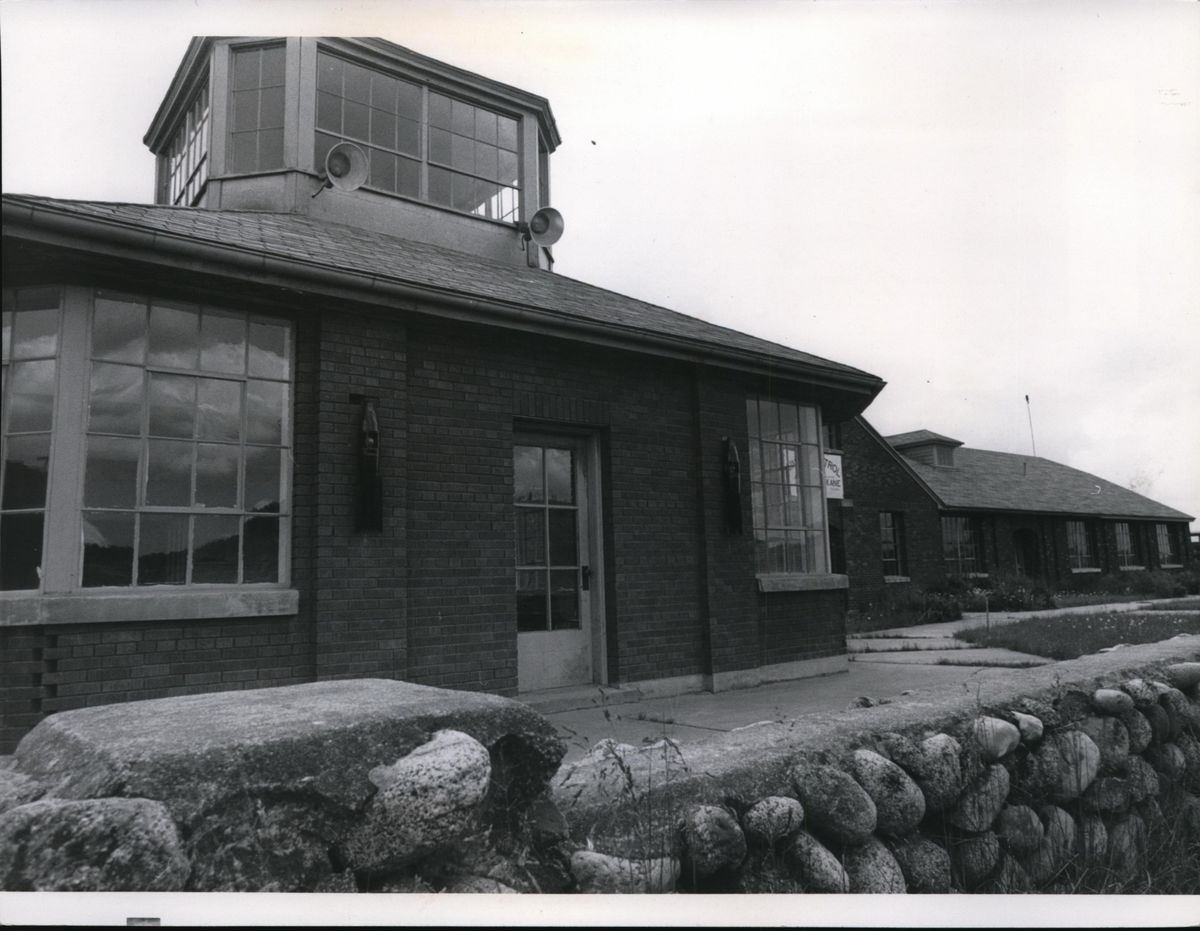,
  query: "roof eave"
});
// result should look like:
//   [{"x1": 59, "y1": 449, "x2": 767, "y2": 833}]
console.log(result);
[
  {"x1": 3, "y1": 198, "x2": 882, "y2": 407},
  {"x1": 144, "y1": 37, "x2": 214, "y2": 153},
  {"x1": 934, "y1": 503, "x2": 1194, "y2": 522}
]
